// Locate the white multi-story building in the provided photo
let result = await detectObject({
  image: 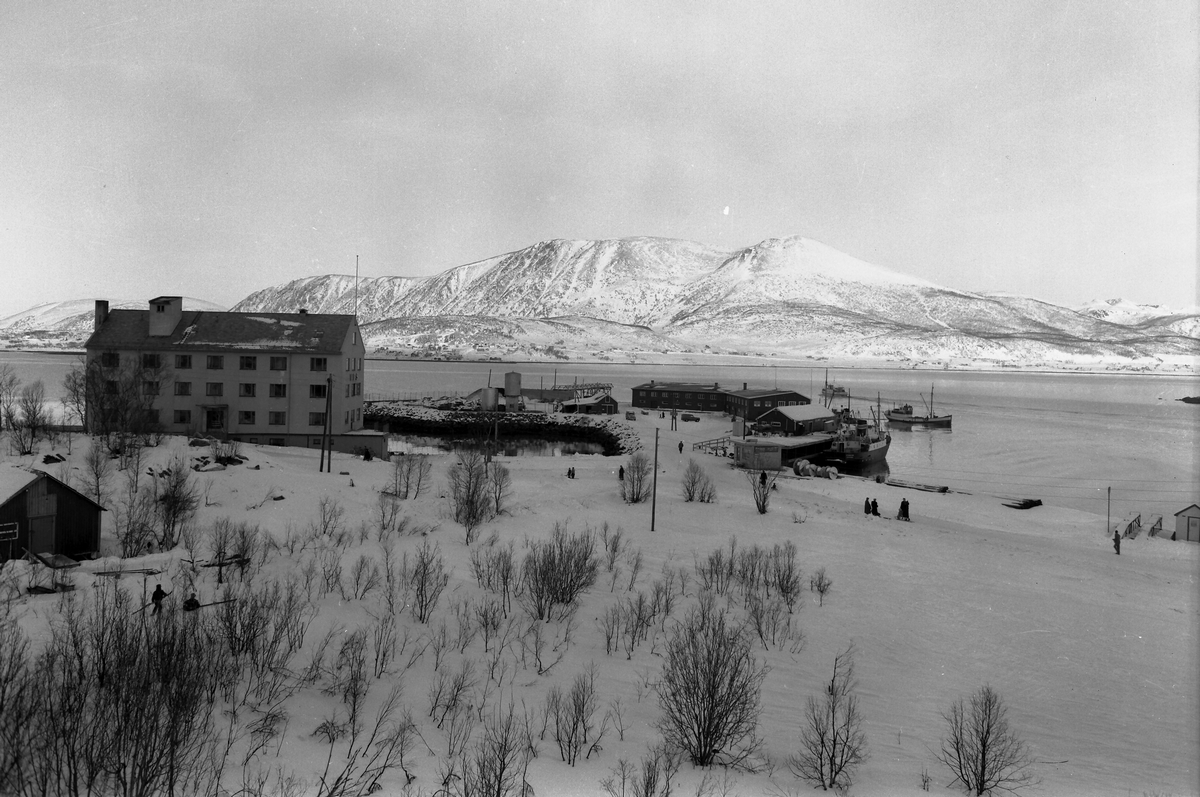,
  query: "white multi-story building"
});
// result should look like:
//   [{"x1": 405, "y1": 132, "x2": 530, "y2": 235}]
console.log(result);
[{"x1": 85, "y1": 296, "x2": 375, "y2": 452}]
